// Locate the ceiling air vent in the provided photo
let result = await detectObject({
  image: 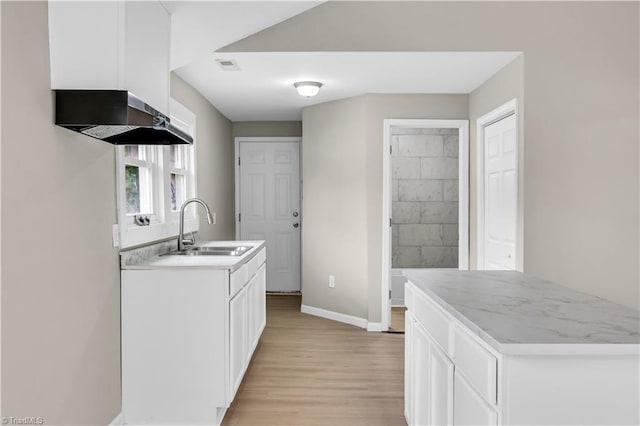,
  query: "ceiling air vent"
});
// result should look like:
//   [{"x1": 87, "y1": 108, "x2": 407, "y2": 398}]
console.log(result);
[{"x1": 215, "y1": 58, "x2": 239, "y2": 71}]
